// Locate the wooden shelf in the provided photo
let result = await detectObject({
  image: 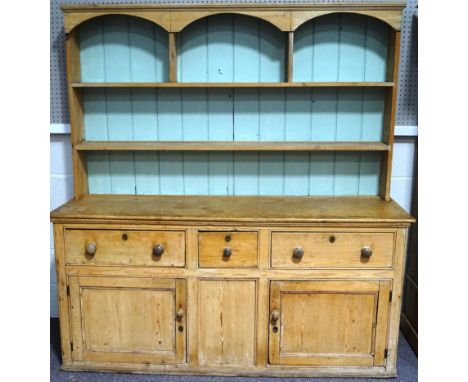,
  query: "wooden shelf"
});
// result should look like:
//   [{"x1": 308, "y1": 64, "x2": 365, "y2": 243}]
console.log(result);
[
  {"x1": 50, "y1": 195, "x2": 414, "y2": 225},
  {"x1": 72, "y1": 82, "x2": 395, "y2": 89},
  {"x1": 75, "y1": 141, "x2": 390, "y2": 152}
]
